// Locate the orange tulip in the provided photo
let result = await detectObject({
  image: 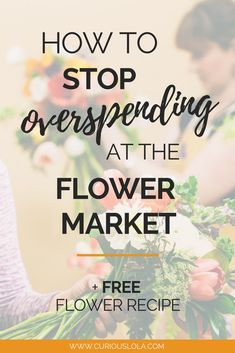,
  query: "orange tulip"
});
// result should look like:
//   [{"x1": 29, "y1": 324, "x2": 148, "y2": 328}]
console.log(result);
[{"x1": 48, "y1": 72, "x2": 88, "y2": 108}]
